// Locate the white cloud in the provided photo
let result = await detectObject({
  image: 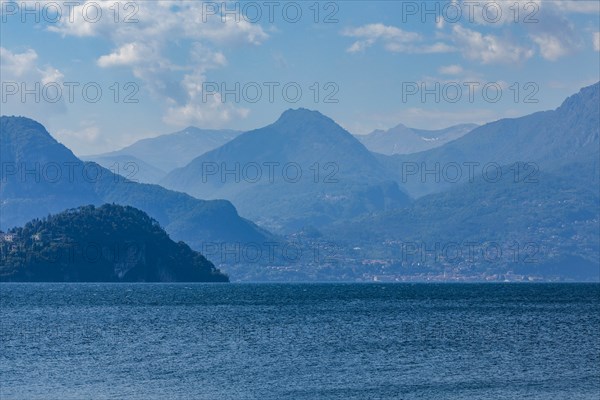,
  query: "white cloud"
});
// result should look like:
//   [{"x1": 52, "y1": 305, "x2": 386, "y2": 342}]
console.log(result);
[
  {"x1": 342, "y1": 22, "x2": 543, "y2": 63},
  {"x1": 530, "y1": 34, "x2": 570, "y2": 60},
  {"x1": 444, "y1": 0, "x2": 583, "y2": 62},
  {"x1": 0, "y1": 47, "x2": 38, "y2": 77},
  {"x1": 97, "y1": 43, "x2": 150, "y2": 68},
  {"x1": 415, "y1": 42, "x2": 455, "y2": 54},
  {"x1": 547, "y1": 0, "x2": 600, "y2": 14},
  {"x1": 438, "y1": 65, "x2": 464, "y2": 75},
  {"x1": 342, "y1": 23, "x2": 421, "y2": 53},
  {"x1": 39, "y1": 66, "x2": 64, "y2": 85},
  {"x1": 47, "y1": 1, "x2": 270, "y2": 127},
  {"x1": 342, "y1": 2, "x2": 588, "y2": 63},
  {"x1": 593, "y1": 32, "x2": 600, "y2": 52},
  {"x1": 436, "y1": 18, "x2": 445, "y2": 30},
  {"x1": 193, "y1": 15, "x2": 268, "y2": 45},
  {"x1": 451, "y1": 25, "x2": 533, "y2": 64},
  {"x1": 342, "y1": 23, "x2": 454, "y2": 54},
  {"x1": 347, "y1": 40, "x2": 371, "y2": 53},
  {"x1": 49, "y1": 1, "x2": 269, "y2": 46},
  {"x1": 0, "y1": 47, "x2": 65, "y2": 110},
  {"x1": 161, "y1": 43, "x2": 248, "y2": 127},
  {"x1": 522, "y1": 5, "x2": 581, "y2": 61}
]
